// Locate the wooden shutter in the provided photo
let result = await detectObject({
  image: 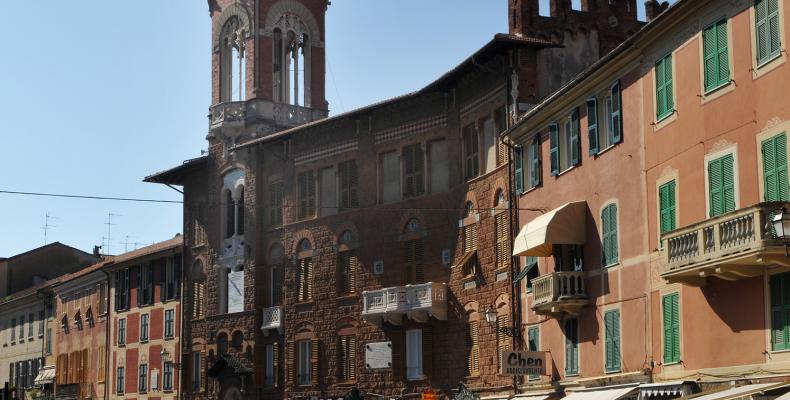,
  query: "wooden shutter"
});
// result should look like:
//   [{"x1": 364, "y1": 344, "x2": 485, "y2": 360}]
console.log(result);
[
  {"x1": 464, "y1": 225, "x2": 478, "y2": 254},
  {"x1": 271, "y1": 342, "x2": 279, "y2": 388},
  {"x1": 286, "y1": 341, "x2": 294, "y2": 385},
  {"x1": 404, "y1": 145, "x2": 415, "y2": 196},
  {"x1": 703, "y1": 23, "x2": 718, "y2": 91},
  {"x1": 114, "y1": 272, "x2": 121, "y2": 311},
  {"x1": 496, "y1": 314, "x2": 511, "y2": 363},
  {"x1": 587, "y1": 98, "x2": 599, "y2": 155},
  {"x1": 496, "y1": 213, "x2": 509, "y2": 268},
  {"x1": 570, "y1": 109, "x2": 580, "y2": 166},
  {"x1": 549, "y1": 123, "x2": 559, "y2": 175},
  {"x1": 605, "y1": 310, "x2": 621, "y2": 372},
  {"x1": 405, "y1": 240, "x2": 424, "y2": 284},
  {"x1": 659, "y1": 181, "x2": 677, "y2": 234},
  {"x1": 531, "y1": 136, "x2": 542, "y2": 187},
  {"x1": 602, "y1": 205, "x2": 618, "y2": 265},
  {"x1": 391, "y1": 330, "x2": 405, "y2": 380},
  {"x1": 422, "y1": 326, "x2": 433, "y2": 379},
  {"x1": 756, "y1": 0, "x2": 781, "y2": 63},
  {"x1": 349, "y1": 254, "x2": 358, "y2": 294},
  {"x1": 82, "y1": 349, "x2": 89, "y2": 384},
  {"x1": 467, "y1": 322, "x2": 479, "y2": 376},
  {"x1": 310, "y1": 339, "x2": 319, "y2": 386},
  {"x1": 656, "y1": 55, "x2": 674, "y2": 119},
  {"x1": 770, "y1": 273, "x2": 790, "y2": 350},
  {"x1": 611, "y1": 82, "x2": 622, "y2": 143},
  {"x1": 514, "y1": 145, "x2": 524, "y2": 193},
  {"x1": 763, "y1": 134, "x2": 790, "y2": 202},
  {"x1": 709, "y1": 154, "x2": 736, "y2": 216},
  {"x1": 663, "y1": 293, "x2": 680, "y2": 363}
]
